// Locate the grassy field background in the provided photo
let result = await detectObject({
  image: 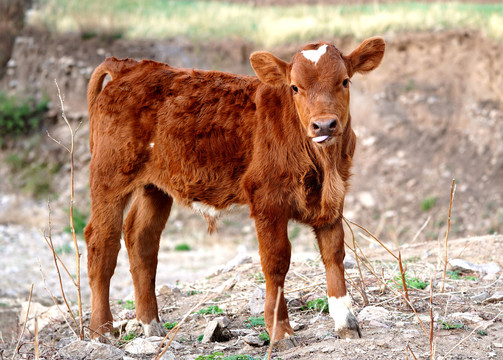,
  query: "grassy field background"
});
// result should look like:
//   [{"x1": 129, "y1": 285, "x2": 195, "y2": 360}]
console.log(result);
[{"x1": 29, "y1": 0, "x2": 503, "y2": 46}]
